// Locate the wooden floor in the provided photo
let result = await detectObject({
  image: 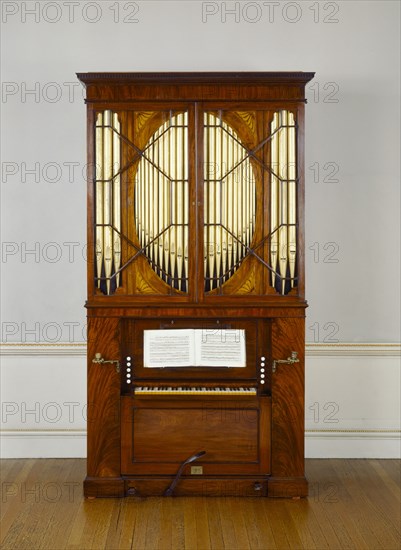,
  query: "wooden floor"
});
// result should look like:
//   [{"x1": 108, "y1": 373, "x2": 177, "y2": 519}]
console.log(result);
[{"x1": 0, "y1": 459, "x2": 400, "y2": 550}]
